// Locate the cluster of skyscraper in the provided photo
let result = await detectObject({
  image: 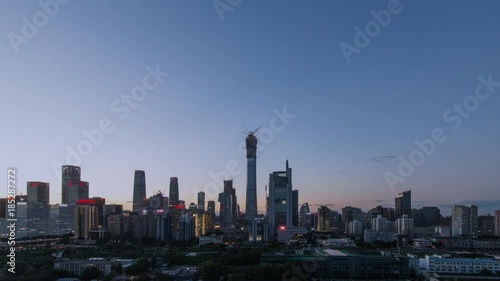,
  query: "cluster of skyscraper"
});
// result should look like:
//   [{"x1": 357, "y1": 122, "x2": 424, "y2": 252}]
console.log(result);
[
  {"x1": 0, "y1": 166, "x2": 113, "y2": 239},
  {"x1": 2, "y1": 133, "x2": 500, "y2": 244},
  {"x1": 296, "y1": 189, "x2": 500, "y2": 246}
]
